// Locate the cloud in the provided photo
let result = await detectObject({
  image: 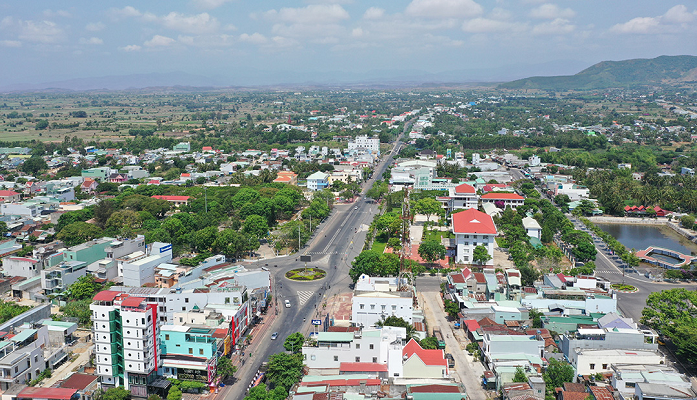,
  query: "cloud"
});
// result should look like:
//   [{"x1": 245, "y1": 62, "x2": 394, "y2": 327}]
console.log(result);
[
  {"x1": 191, "y1": 0, "x2": 234, "y2": 9},
  {"x1": 43, "y1": 9, "x2": 72, "y2": 18},
  {"x1": 109, "y1": 6, "x2": 142, "y2": 18},
  {"x1": 79, "y1": 37, "x2": 104, "y2": 45},
  {"x1": 144, "y1": 35, "x2": 177, "y2": 47},
  {"x1": 611, "y1": 5, "x2": 696, "y2": 34},
  {"x1": 85, "y1": 22, "x2": 106, "y2": 31},
  {"x1": 159, "y1": 12, "x2": 219, "y2": 34},
  {"x1": 0, "y1": 40, "x2": 21, "y2": 47},
  {"x1": 264, "y1": 4, "x2": 350, "y2": 24},
  {"x1": 462, "y1": 17, "x2": 525, "y2": 33},
  {"x1": 120, "y1": 44, "x2": 141, "y2": 51},
  {"x1": 529, "y1": 3, "x2": 575, "y2": 19},
  {"x1": 363, "y1": 7, "x2": 385, "y2": 20},
  {"x1": 239, "y1": 32, "x2": 269, "y2": 45},
  {"x1": 532, "y1": 17, "x2": 575, "y2": 35},
  {"x1": 405, "y1": 0, "x2": 483, "y2": 19},
  {"x1": 0, "y1": 17, "x2": 65, "y2": 44}
]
